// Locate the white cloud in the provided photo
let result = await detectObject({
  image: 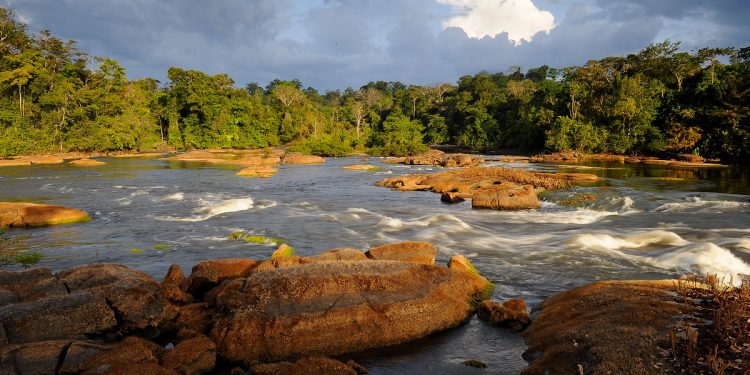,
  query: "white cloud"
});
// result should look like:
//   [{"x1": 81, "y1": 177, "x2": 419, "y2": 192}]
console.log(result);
[{"x1": 438, "y1": 0, "x2": 556, "y2": 45}]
